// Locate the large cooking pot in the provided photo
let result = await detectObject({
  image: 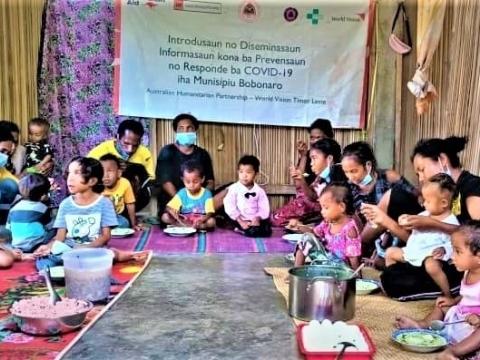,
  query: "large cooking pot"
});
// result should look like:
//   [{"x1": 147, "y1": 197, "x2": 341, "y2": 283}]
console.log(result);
[{"x1": 288, "y1": 265, "x2": 356, "y2": 322}]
